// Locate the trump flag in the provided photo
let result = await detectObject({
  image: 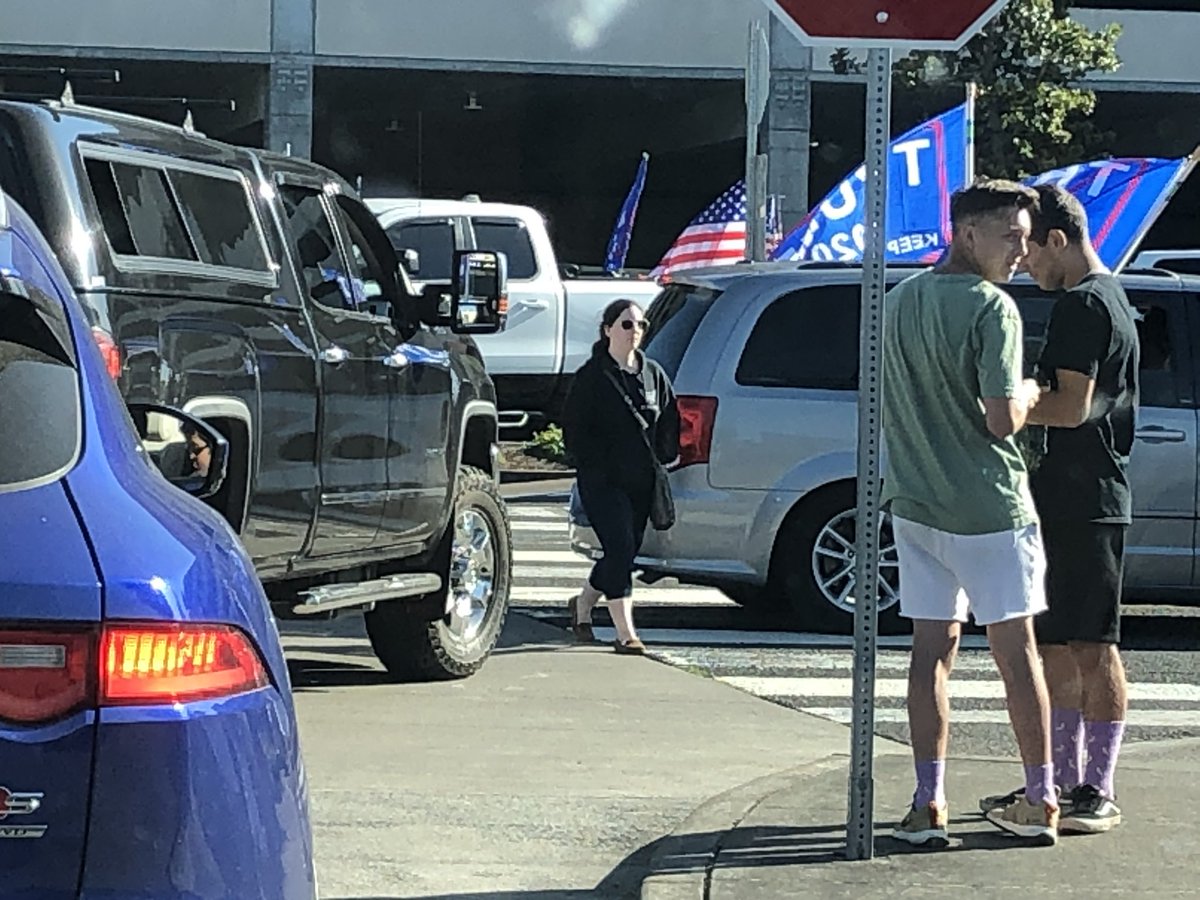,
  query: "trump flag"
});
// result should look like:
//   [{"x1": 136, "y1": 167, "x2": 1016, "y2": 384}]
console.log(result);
[{"x1": 771, "y1": 102, "x2": 971, "y2": 264}]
